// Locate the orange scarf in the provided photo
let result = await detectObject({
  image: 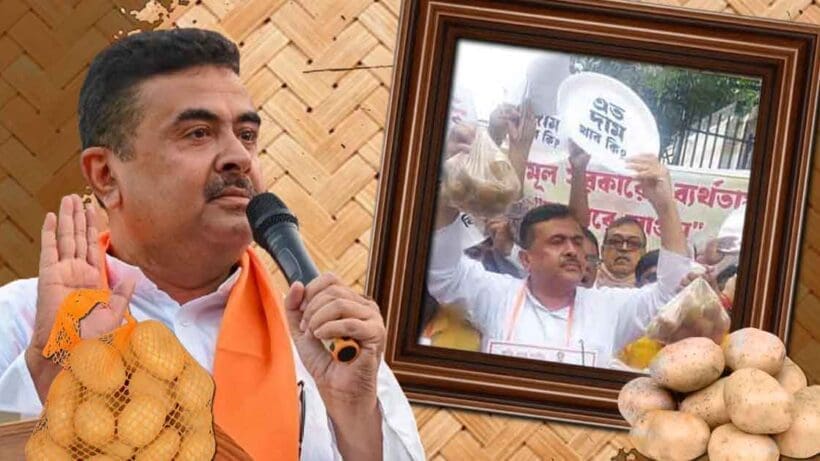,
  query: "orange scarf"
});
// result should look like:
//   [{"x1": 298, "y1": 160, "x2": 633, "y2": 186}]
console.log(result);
[{"x1": 99, "y1": 233, "x2": 299, "y2": 460}]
